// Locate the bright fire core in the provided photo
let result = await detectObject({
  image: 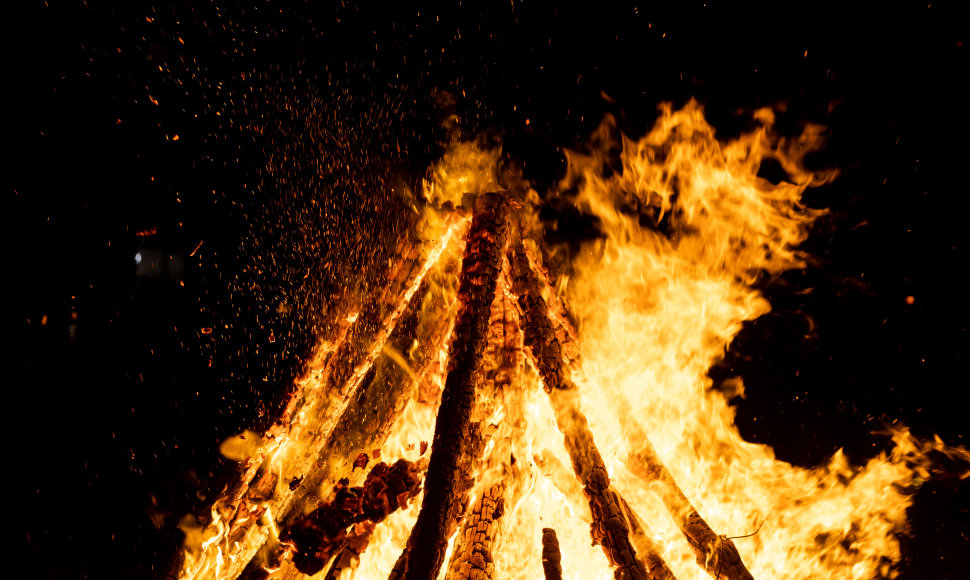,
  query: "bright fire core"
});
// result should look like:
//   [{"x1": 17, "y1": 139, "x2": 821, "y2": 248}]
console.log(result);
[{"x1": 180, "y1": 102, "x2": 959, "y2": 580}]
